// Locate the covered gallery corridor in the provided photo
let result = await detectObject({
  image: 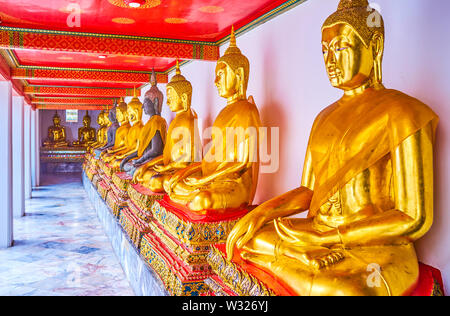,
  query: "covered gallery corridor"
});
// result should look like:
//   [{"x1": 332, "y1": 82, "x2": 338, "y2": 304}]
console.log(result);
[{"x1": 0, "y1": 174, "x2": 133, "y2": 296}]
